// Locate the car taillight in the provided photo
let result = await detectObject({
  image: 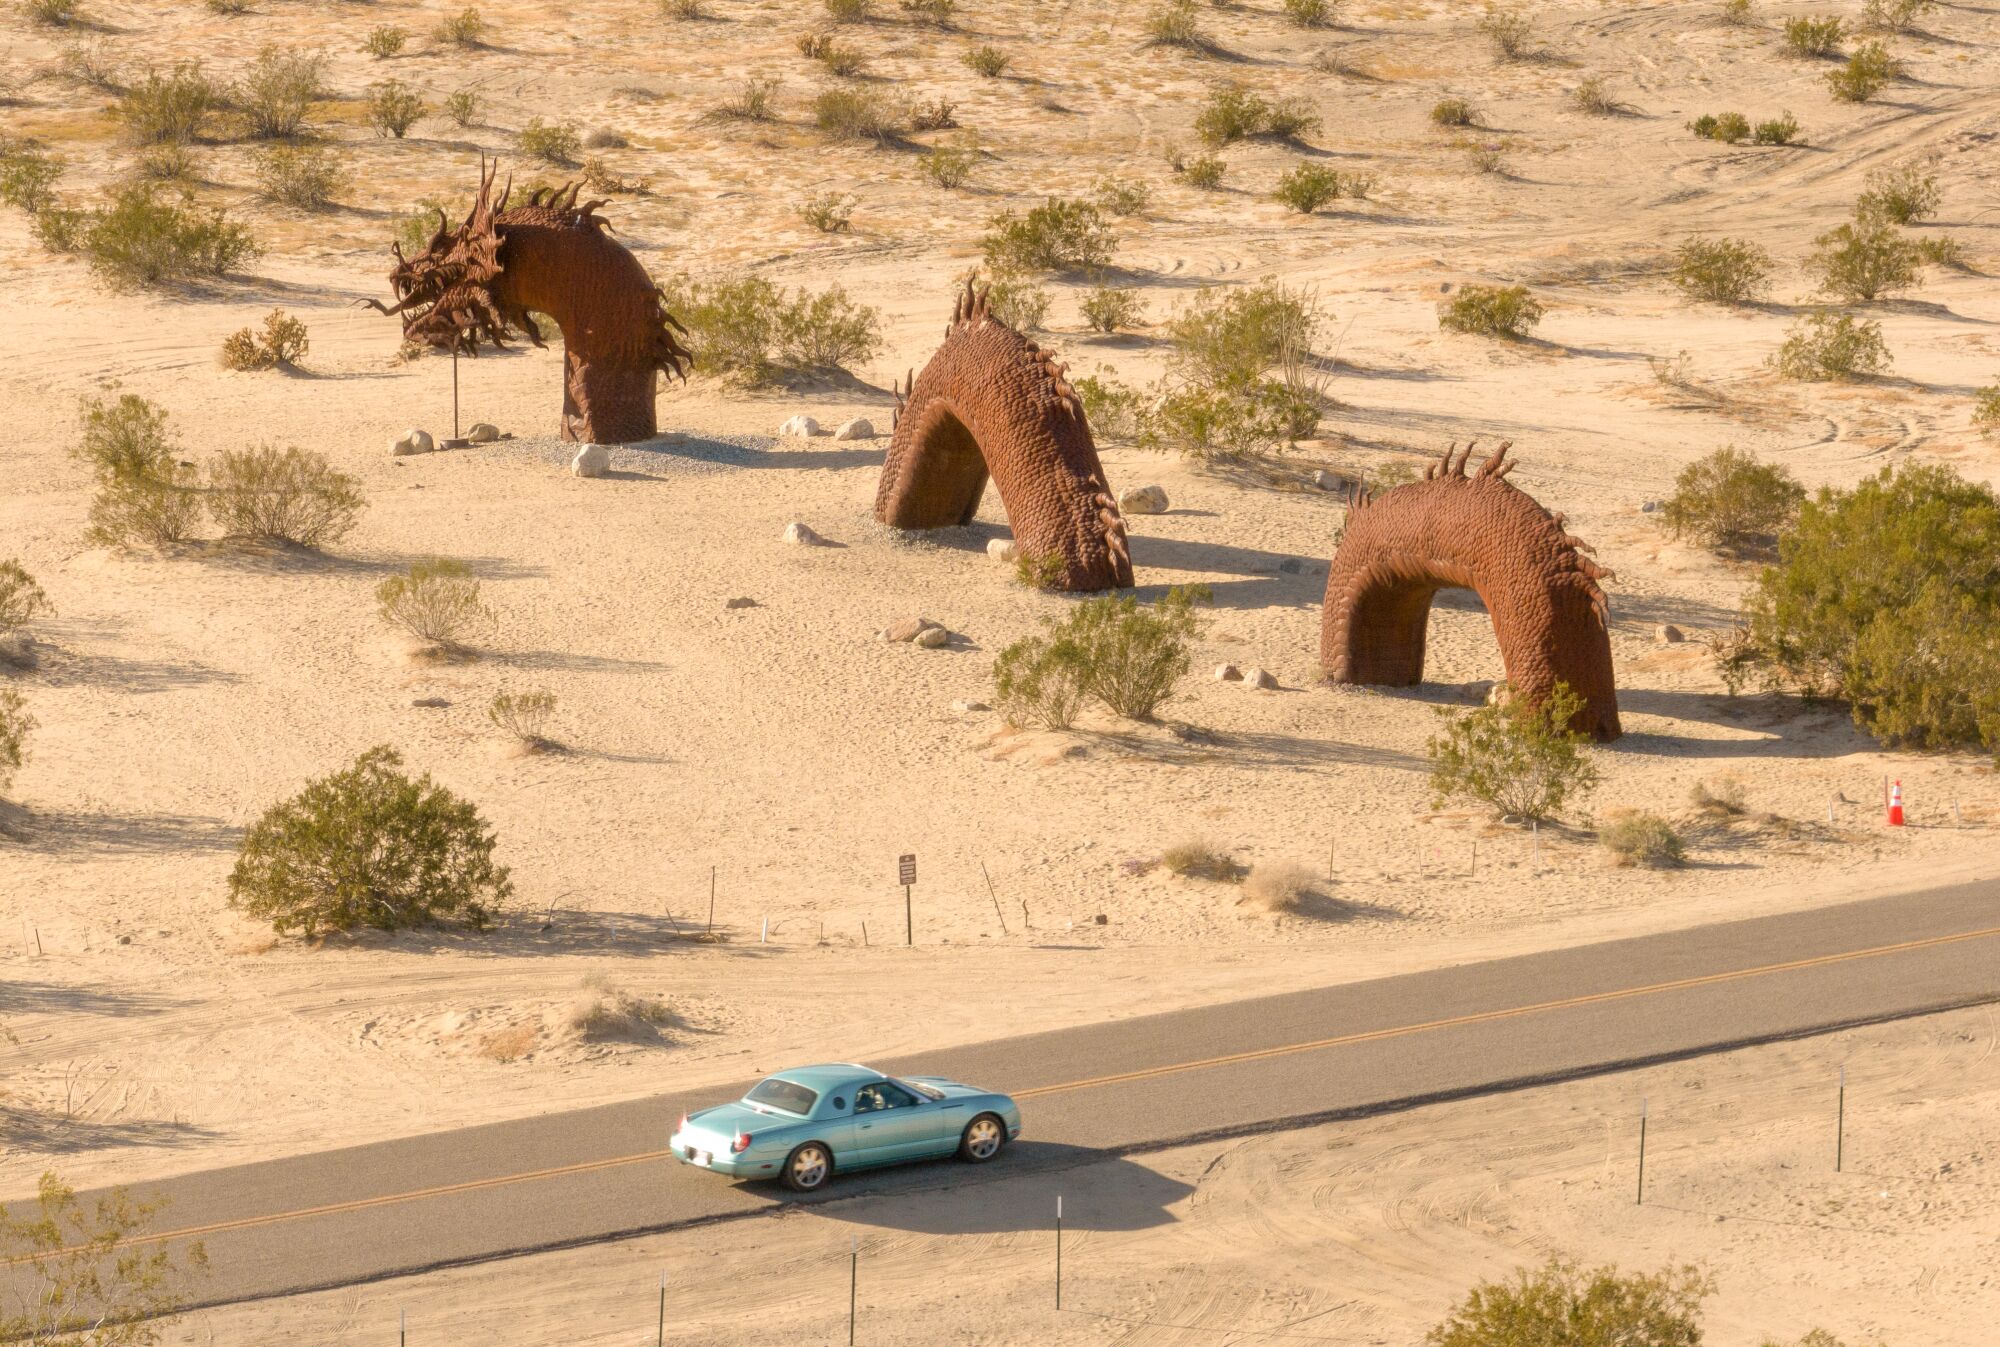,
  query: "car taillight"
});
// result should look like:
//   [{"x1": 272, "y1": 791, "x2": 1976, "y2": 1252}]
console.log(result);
[
  {"x1": 731, "y1": 1132, "x2": 752, "y2": 1154},
  {"x1": 677, "y1": 1114, "x2": 689, "y2": 1133}
]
